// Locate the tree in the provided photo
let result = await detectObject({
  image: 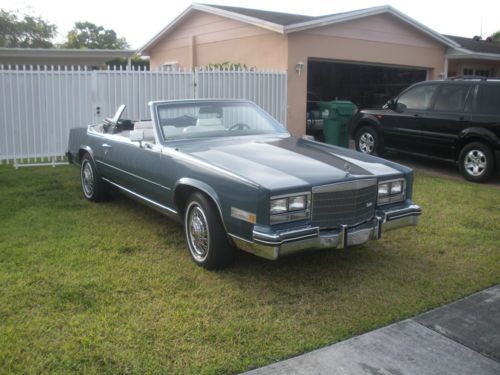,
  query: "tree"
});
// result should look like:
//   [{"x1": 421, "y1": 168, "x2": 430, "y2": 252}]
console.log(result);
[
  {"x1": 490, "y1": 31, "x2": 500, "y2": 42},
  {"x1": 63, "y1": 22, "x2": 129, "y2": 49},
  {"x1": 0, "y1": 9, "x2": 57, "y2": 48}
]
